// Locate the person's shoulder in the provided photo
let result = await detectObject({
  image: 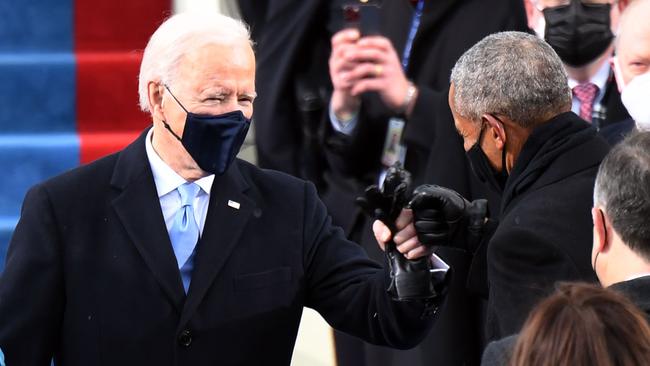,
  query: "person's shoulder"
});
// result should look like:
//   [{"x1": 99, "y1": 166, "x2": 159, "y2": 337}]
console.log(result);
[
  {"x1": 599, "y1": 118, "x2": 636, "y2": 146},
  {"x1": 234, "y1": 159, "x2": 321, "y2": 214},
  {"x1": 38, "y1": 151, "x2": 120, "y2": 194},
  {"x1": 481, "y1": 334, "x2": 518, "y2": 366},
  {"x1": 236, "y1": 159, "x2": 309, "y2": 190}
]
